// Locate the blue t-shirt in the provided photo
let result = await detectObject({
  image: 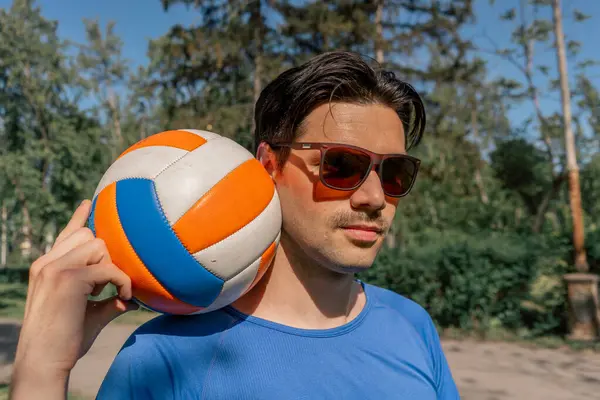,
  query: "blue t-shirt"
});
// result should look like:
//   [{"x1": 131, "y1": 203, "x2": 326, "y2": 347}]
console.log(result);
[{"x1": 97, "y1": 282, "x2": 460, "y2": 399}]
